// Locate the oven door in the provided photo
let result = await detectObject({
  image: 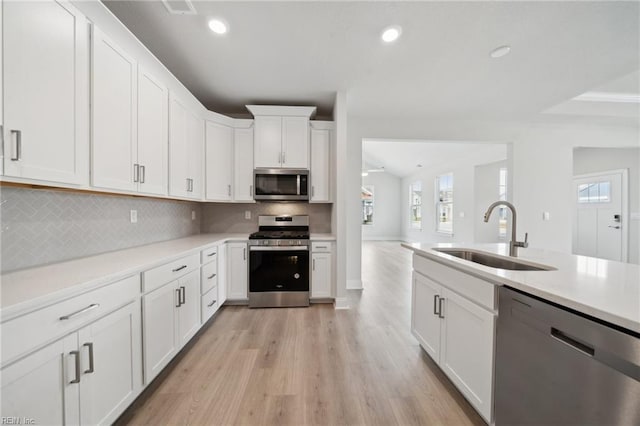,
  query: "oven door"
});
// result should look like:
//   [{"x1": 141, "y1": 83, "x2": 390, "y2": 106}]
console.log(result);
[
  {"x1": 254, "y1": 169, "x2": 309, "y2": 201},
  {"x1": 249, "y1": 246, "x2": 309, "y2": 292}
]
